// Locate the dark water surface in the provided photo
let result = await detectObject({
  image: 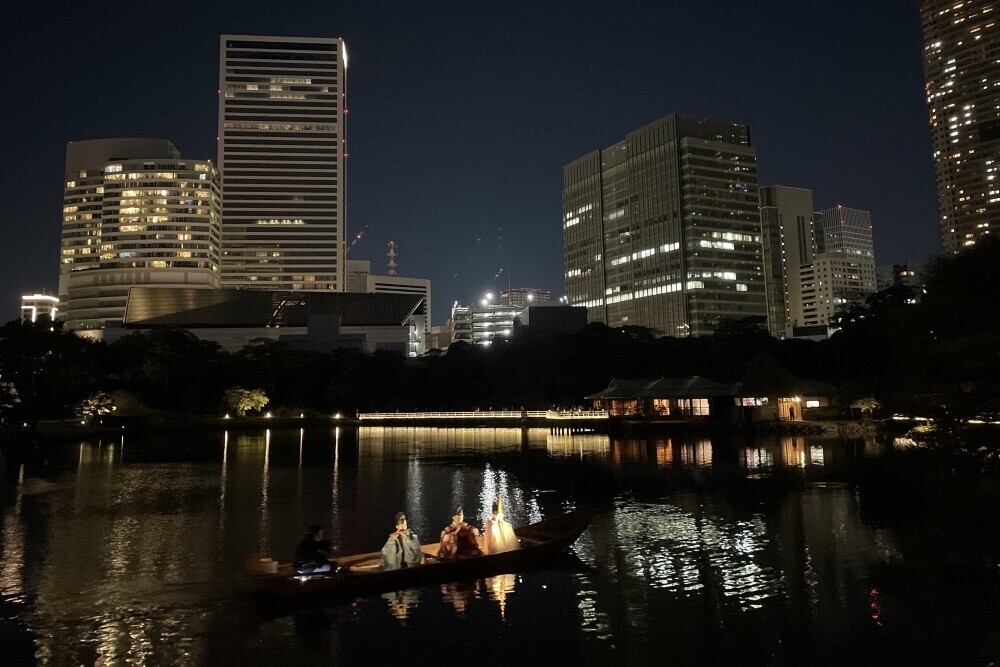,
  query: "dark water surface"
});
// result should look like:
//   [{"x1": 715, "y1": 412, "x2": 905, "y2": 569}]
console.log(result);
[{"x1": 1, "y1": 427, "x2": 999, "y2": 665}]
